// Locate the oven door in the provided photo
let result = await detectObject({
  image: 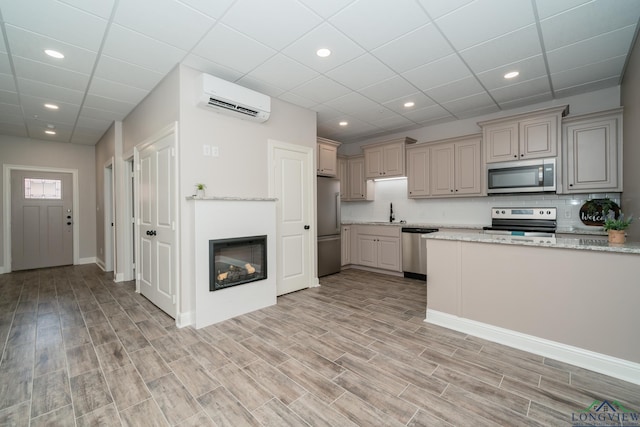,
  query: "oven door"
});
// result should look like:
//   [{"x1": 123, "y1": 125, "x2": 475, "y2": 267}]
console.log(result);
[{"x1": 487, "y1": 158, "x2": 555, "y2": 194}]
